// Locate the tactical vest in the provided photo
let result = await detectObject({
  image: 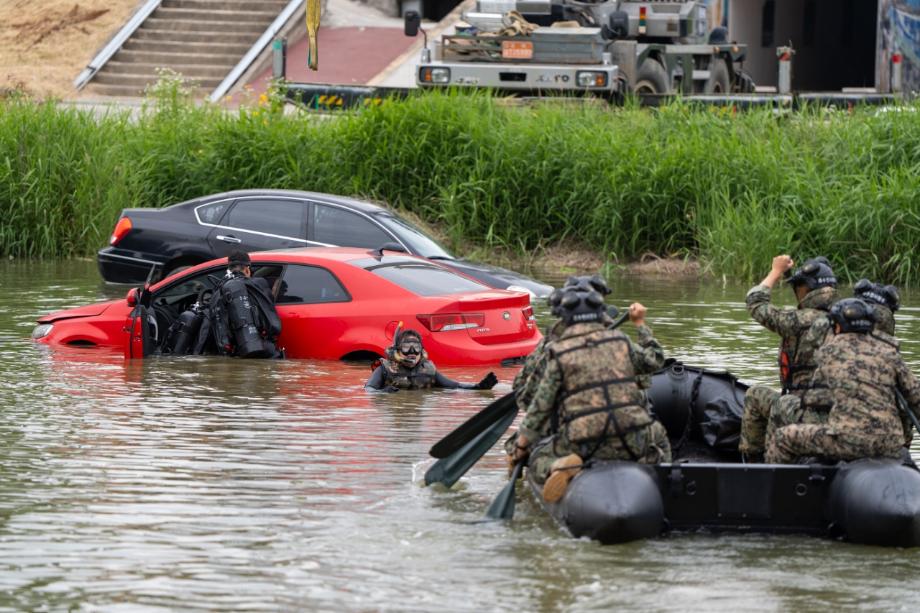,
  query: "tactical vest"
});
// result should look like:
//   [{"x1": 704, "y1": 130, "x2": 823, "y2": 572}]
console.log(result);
[
  {"x1": 778, "y1": 287, "x2": 837, "y2": 395},
  {"x1": 551, "y1": 325, "x2": 652, "y2": 458},
  {"x1": 381, "y1": 358, "x2": 438, "y2": 389}
]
